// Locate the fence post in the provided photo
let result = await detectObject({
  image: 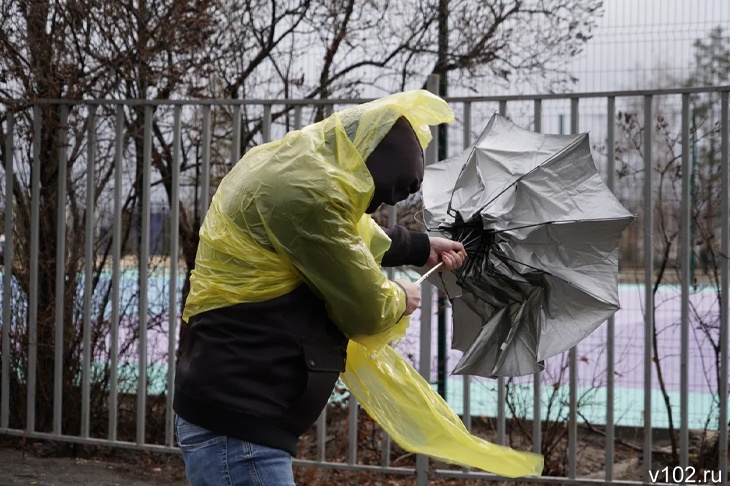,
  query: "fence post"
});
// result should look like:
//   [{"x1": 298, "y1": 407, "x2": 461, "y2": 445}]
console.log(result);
[
  {"x1": 166, "y1": 106, "x2": 182, "y2": 448},
  {"x1": 137, "y1": 105, "x2": 153, "y2": 446},
  {"x1": 1, "y1": 112, "x2": 15, "y2": 430},
  {"x1": 642, "y1": 95, "x2": 654, "y2": 483},
  {"x1": 680, "y1": 93, "x2": 691, "y2": 470},
  {"x1": 109, "y1": 105, "x2": 124, "y2": 442},
  {"x1": 27, "y1": 105, "x2": 41, "y2": 434},
  {"x1": 568, "y1": 98, "x2": 579, "y2": 480},
  {"x1": 81, "y1": 105, "x2": 94, "y2": 438},
  {"x1": 719, "y1": 90, "x2": 729, "y2": 486},
  {"x1": 605, "y1": 95, "x2": 616, "y2": 481}
]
